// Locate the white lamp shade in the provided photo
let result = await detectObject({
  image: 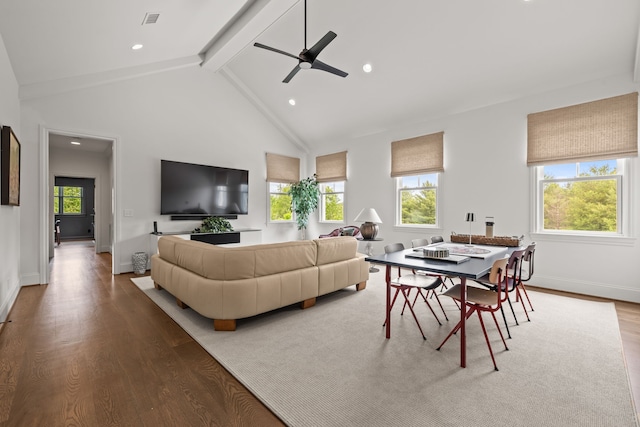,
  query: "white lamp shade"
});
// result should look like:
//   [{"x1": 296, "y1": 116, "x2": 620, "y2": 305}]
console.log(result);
[{"x1": 354, "y1": 208, "x2": 382, "y2": 223}]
